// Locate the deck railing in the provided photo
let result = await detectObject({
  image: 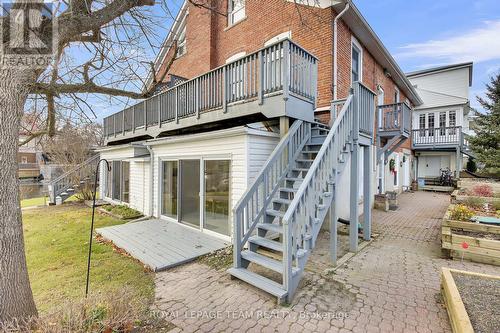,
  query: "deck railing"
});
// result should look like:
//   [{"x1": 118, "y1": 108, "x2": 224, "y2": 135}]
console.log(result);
[
  {"x1": 232, "y1": 120, "x2": 312, "y2": 268},
  {"x1": 412, "y1": 126, "x2": 463, "y2": 147},
  {"x1": 378, "y1": 102, "x2": 411, "y2": 134},
  {"x1": 104, "y1": 39, "x2": 318, "y2": 138}
]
